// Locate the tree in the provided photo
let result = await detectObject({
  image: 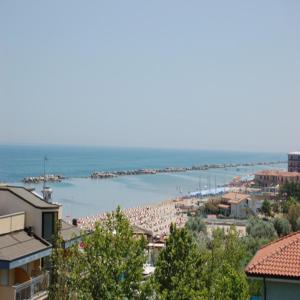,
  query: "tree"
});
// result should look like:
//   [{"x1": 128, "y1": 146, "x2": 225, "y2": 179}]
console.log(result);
[
  {"x1": 49, "y1": 207, "x2": 147, "y2": 300},
  {"x1": 287, "y1": 203, "x2": 300, "y2": 231},
  {"x1": 210, "y1": 262, "x2": 249, "y2": 300},
  {"x1": 246, "y1": 218, "x2": 277, "y2": 240},
  {"x1": 282, "y1": 196, "x2": 298, "y2": 214},
  {"x1": 185, "y1": 215, "x2": 206, "y2": 234},
  {"x1": 206, "y1": 228, "x2": 249, "y2": 300},
  {"x1": 296, "y1": 217, "x2": 300, "y2": 231},
  {"x1": 273, "y1": 217, "x2": 291, "y2": 237},
  {"x1": 261, "y1": 200, "x2": 272, "y2": 217},
  {"x1": 185, "y1": 214, "x2": 208, "y2": 248},
  {"x1": 280, "y1": 182, "x2": 300, "y2": 201},
  {"x1": 154, "y1": 224, "x2": 208, "y2": 299}
]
